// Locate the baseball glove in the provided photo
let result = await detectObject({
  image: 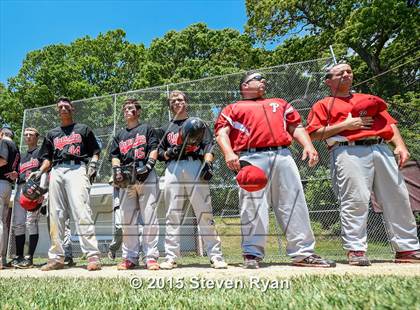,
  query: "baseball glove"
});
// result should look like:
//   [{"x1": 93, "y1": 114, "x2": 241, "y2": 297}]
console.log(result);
[
  {"x1": 87, "y1": 161, "x2": 99, "y2": 184},
  {"x1": 113, "y1": 165, "x2": 136, "y2": 188}
]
